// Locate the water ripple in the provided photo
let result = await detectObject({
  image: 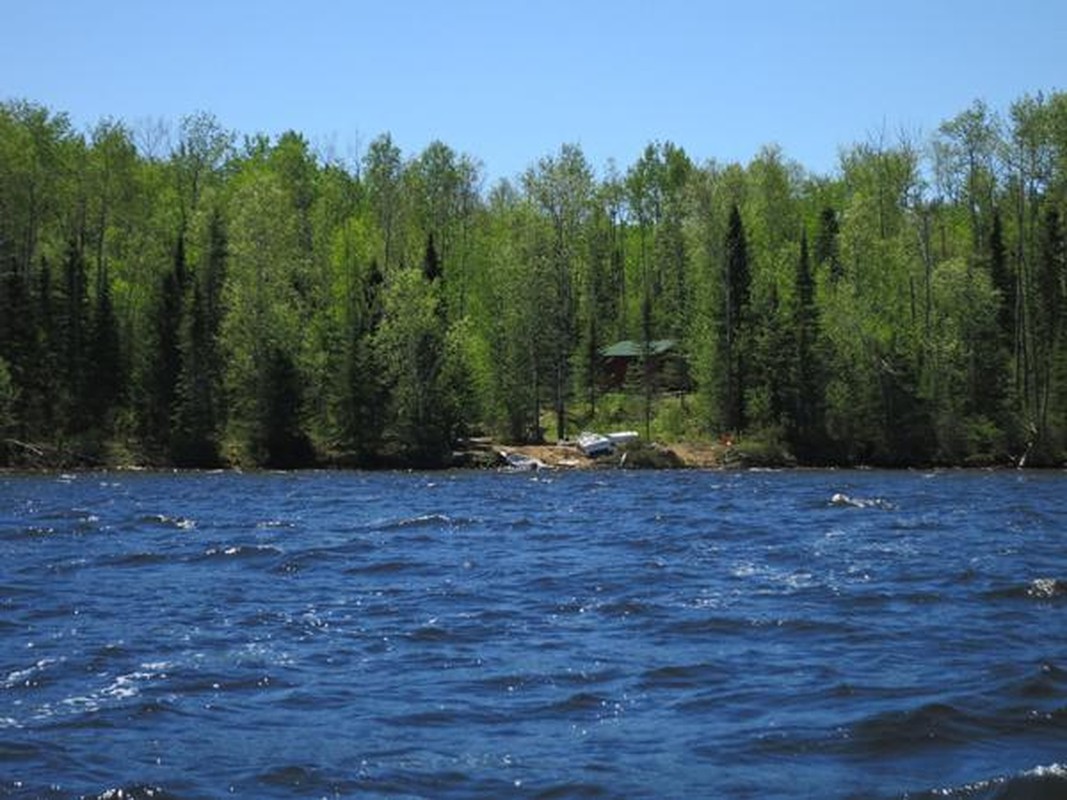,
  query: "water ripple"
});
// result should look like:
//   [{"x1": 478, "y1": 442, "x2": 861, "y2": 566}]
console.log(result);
[{"x1": 1, "y1": 469, "x2": 1065, "y2": 799}]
